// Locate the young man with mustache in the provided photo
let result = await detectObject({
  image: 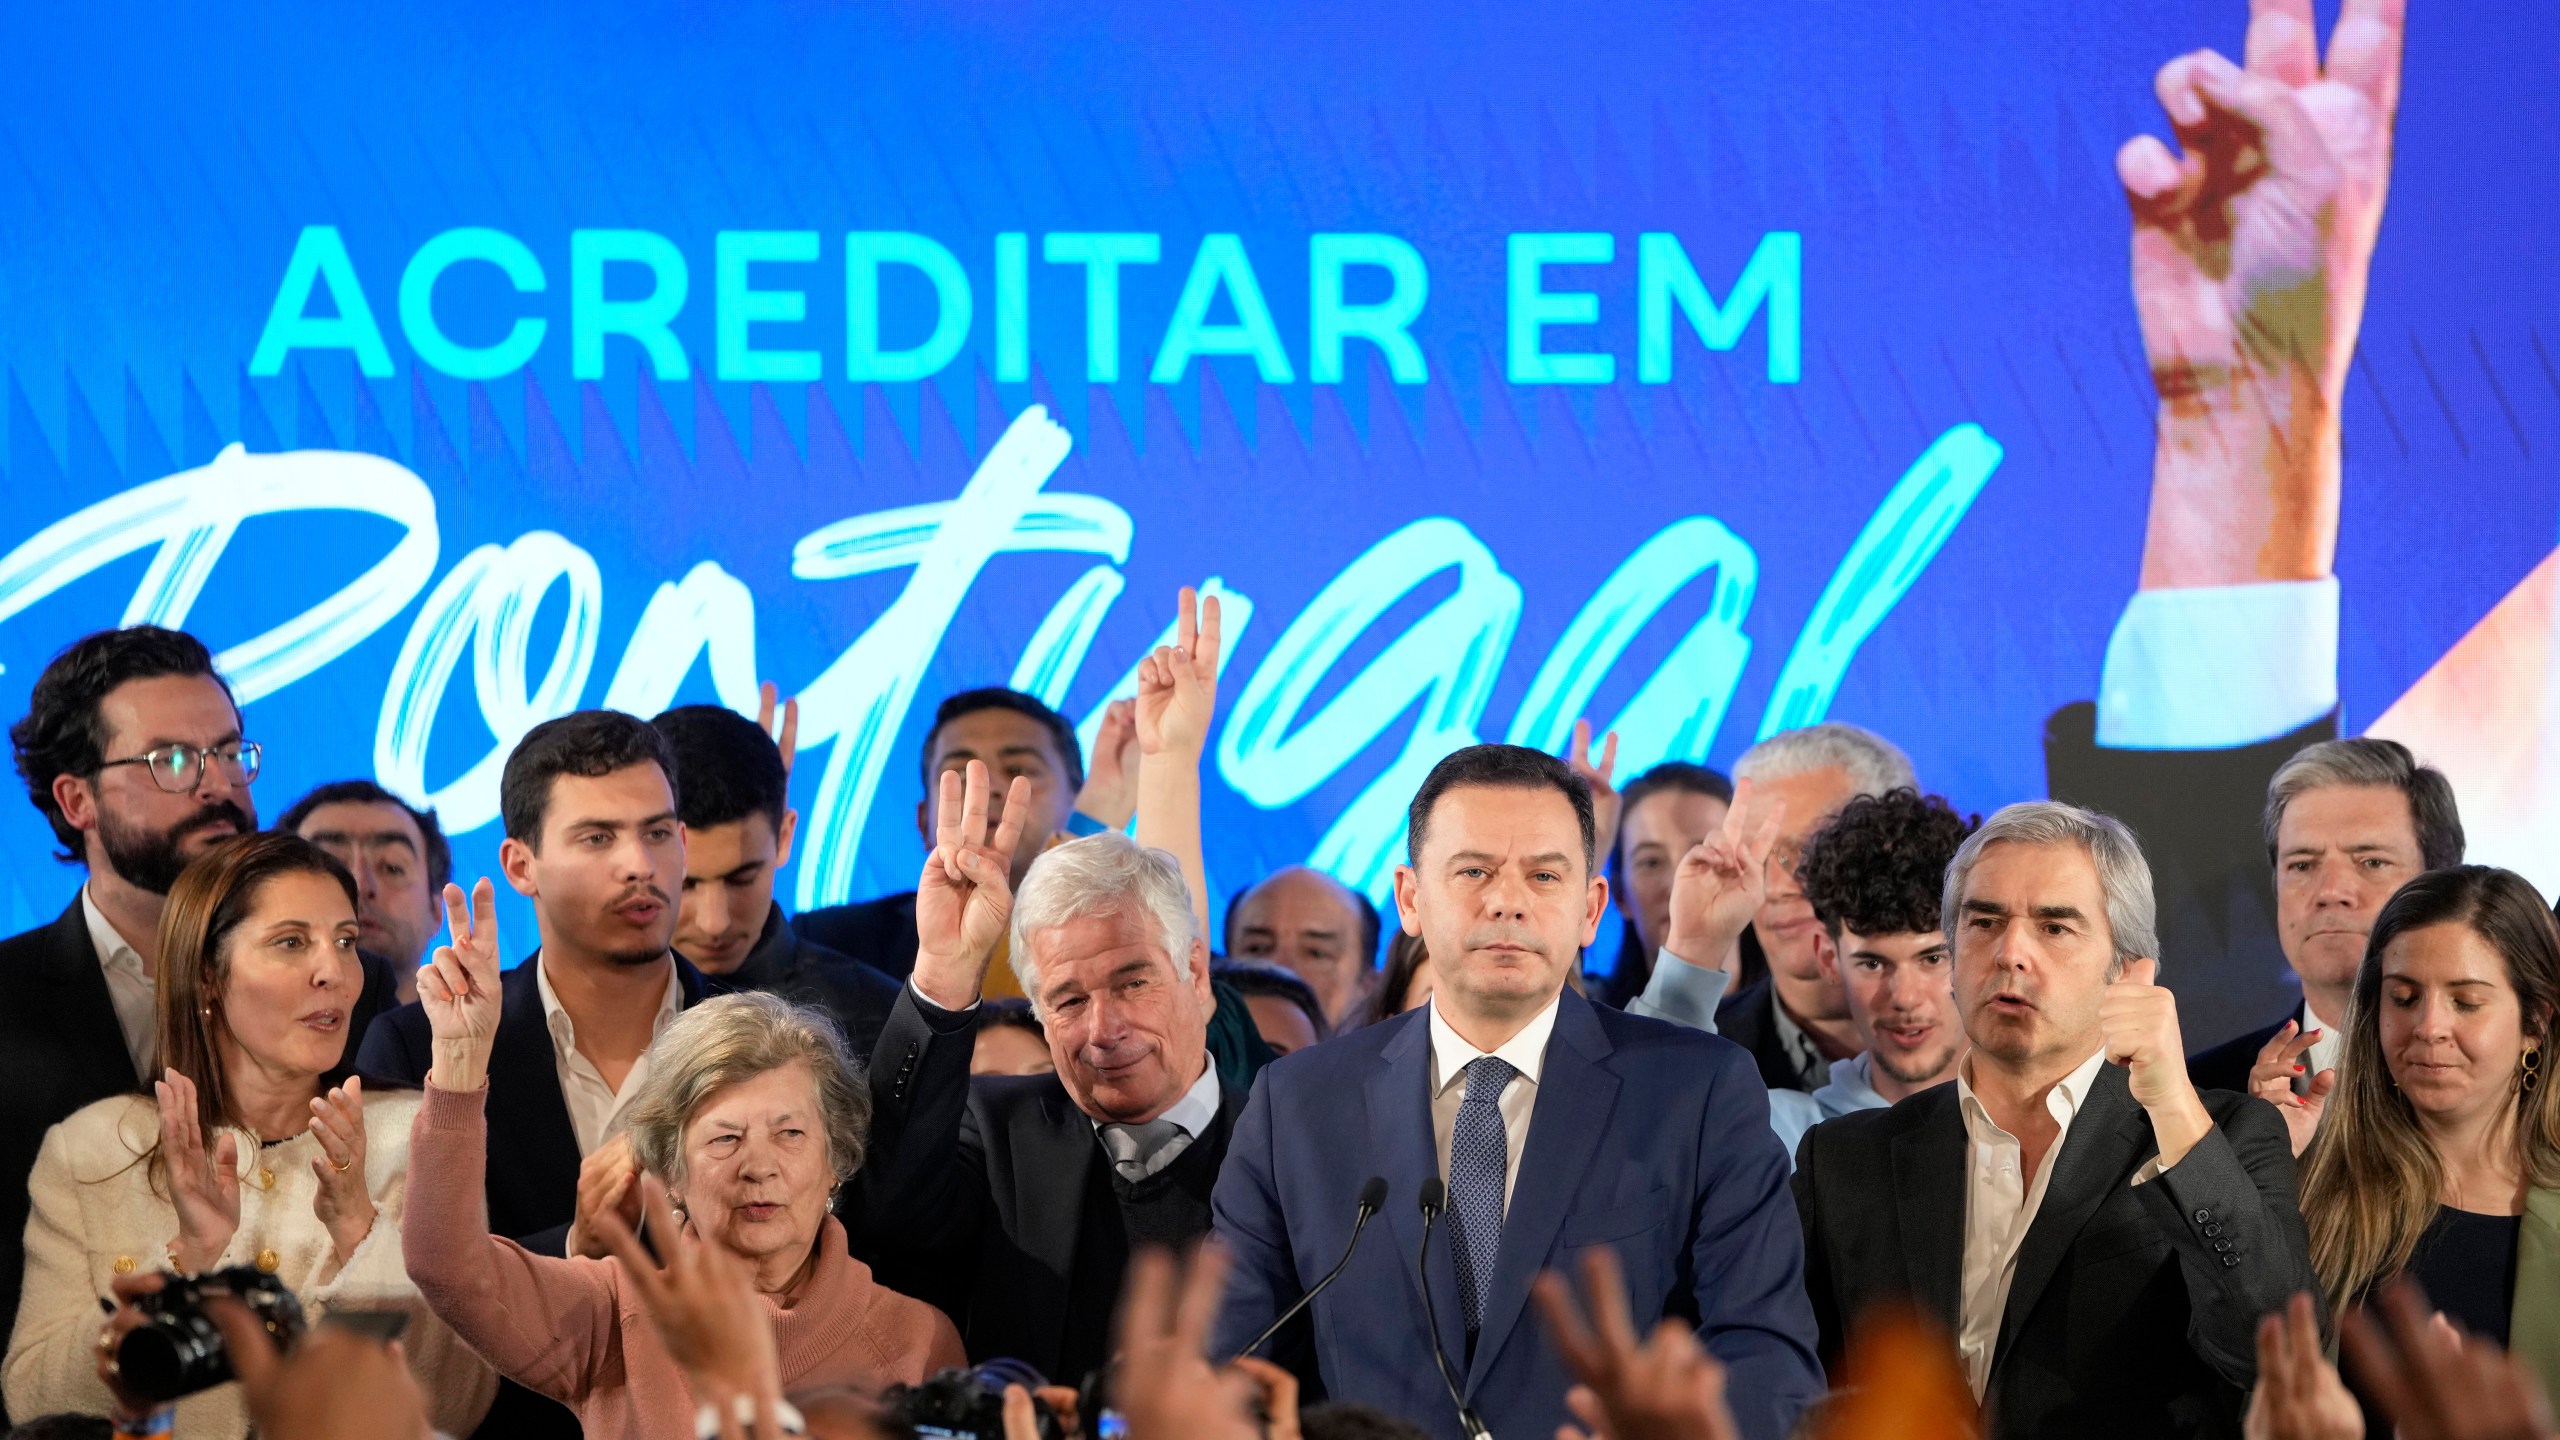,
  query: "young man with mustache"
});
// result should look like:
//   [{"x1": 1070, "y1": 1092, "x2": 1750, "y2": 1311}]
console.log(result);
[
  {"x1": 0, "y1": 626, "x2": 402, "y2": 1427},
  {"x1": 357, "y1": 708, "x2": 709, "y2": 1440}
]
